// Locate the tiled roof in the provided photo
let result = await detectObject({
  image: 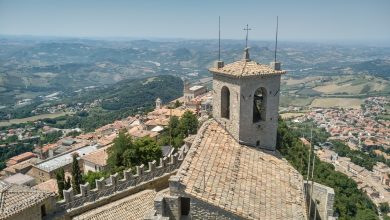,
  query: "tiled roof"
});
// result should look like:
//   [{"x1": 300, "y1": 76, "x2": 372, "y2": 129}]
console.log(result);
[
  {"x1": 0, "y1": 181, "x2": 53, "y2": 219},
  {"x1": 35, "y1": 144, "x2": 99, "y2": 172},
  {"x1": 209, "y1": 60, "x2": 286, "y2": 77},
  {"x1": 72, "y1": 190, "x2": 157, "y2": 220},
  {"x1": 176, "y1": 120, "x2": 307, "y2": 219},
  {"x1": 209, "y1": 49, "x2": 286, "y2": 77},
  {"x1": 6, "y1": 152, "x2": 36, "y2": 166},
  {"x1": 81, "y1": 146, "x2": 110, "y2": 167},
  {"x1": 3, "y1": 173, "x2": 35, "y2": 185},
  {"x1": 33, "y1": 179, "x2": 59, "y2": 195}
]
